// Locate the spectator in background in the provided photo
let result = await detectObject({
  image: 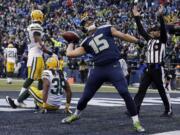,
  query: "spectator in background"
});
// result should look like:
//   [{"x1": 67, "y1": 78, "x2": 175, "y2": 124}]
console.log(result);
[
  {"x1": 0, "y1": 53, "x2": 5, "y2": 78},
  {"x1": 79, "y1": 59, "x2": 88, "y2": 83},
  {"x1": 67, "y1": 58, "x2": 79, "y2": 81},
  {"x1": 0, "y1": 0, "x2": 178, "y2": 88},
  {"x1": 119, "y1": 54, "x2": 129, "y2": 84}
]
